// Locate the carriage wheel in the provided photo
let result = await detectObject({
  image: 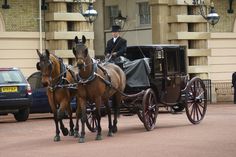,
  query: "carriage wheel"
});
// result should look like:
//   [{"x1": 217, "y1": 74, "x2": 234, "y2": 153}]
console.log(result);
[
  {"x1": 142, "y1": 88, "x2": 158, "y2": 131},
  {"x1": 185, "y1": 77, "x2": 207, "y2": 124},
  {"x1": 86, "y1": 103, "x2": 98, "y2": 132},
  {"x1": 137, "y1": 107, "x2": 144, "y2": 123}
]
